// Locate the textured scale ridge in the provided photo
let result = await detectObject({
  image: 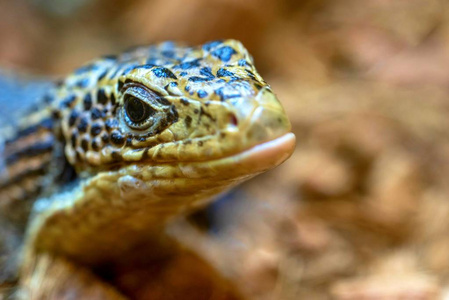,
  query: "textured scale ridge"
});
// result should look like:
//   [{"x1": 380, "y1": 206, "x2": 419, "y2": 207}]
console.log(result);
[{"x1": 0, "y1": 39, "x2": 294, "y2": 298}]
